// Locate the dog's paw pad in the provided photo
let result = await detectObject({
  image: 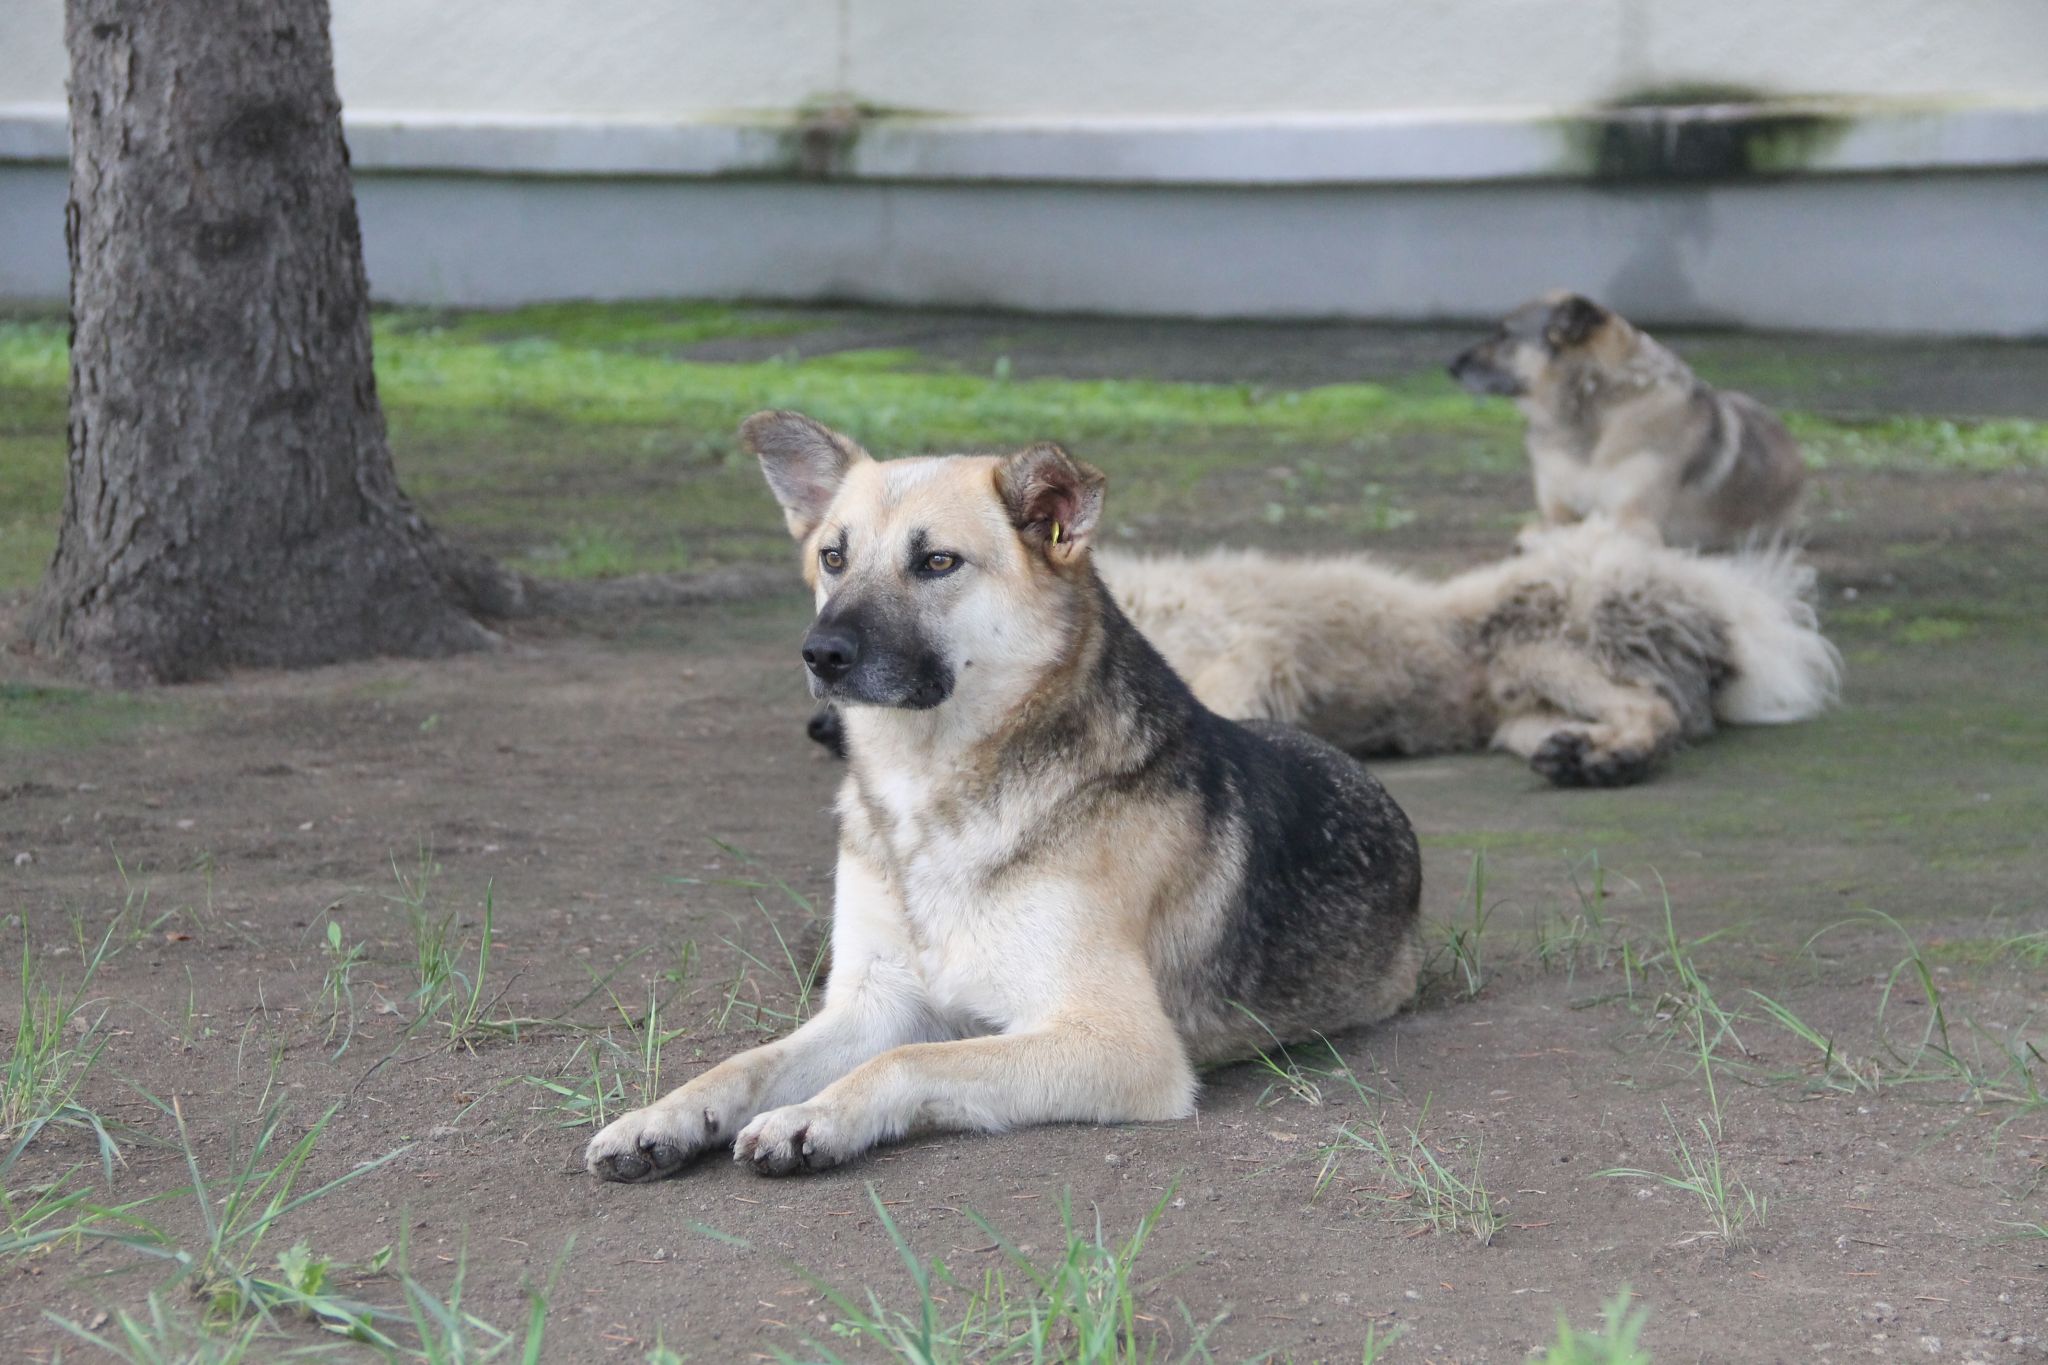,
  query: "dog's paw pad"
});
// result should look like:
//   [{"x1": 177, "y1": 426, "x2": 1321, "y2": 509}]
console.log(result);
[
  {"x1": 1530, "y1": 730, "x2": 1594, "y2": 786},
  {"x1": 1532, "y1": 731, "x2": 1656, "y2": 788},
  {"x1": 1581, "y1": 747, "x2": 1655, "y2": 787},
  {"x1": 585, "y1": 1106, "x2": 721, "y2": 1182},
  {"x1": 589, "y1": 1140, "x2": 688, "y2": 1183}
]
